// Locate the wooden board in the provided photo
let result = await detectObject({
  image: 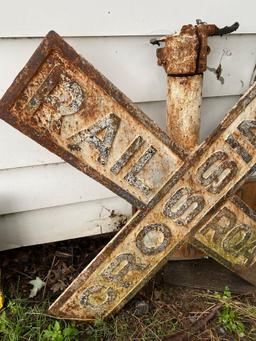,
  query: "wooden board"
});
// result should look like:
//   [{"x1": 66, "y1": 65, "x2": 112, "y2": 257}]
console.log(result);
[
  {"x1": 162, "y1": 258, "x2": 256, "y2": 293},
  {"x1": 237, "y1": 177, "x2": 256, "y2": 210}
]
